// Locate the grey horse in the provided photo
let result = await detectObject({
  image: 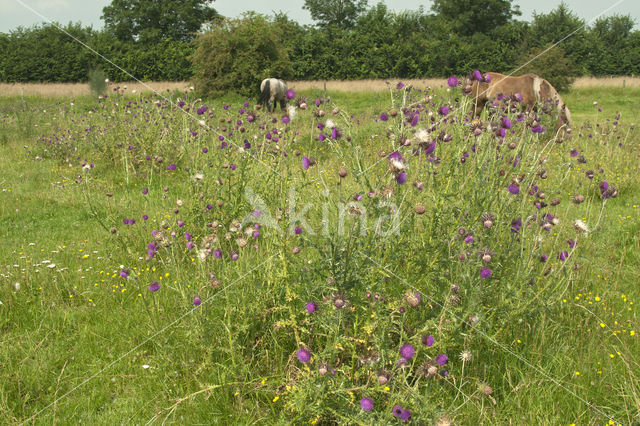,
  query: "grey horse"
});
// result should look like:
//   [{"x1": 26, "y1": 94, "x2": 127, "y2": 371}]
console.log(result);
[{"x1": 259, "y1": 78, "x2": 288, "y2": 112}]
